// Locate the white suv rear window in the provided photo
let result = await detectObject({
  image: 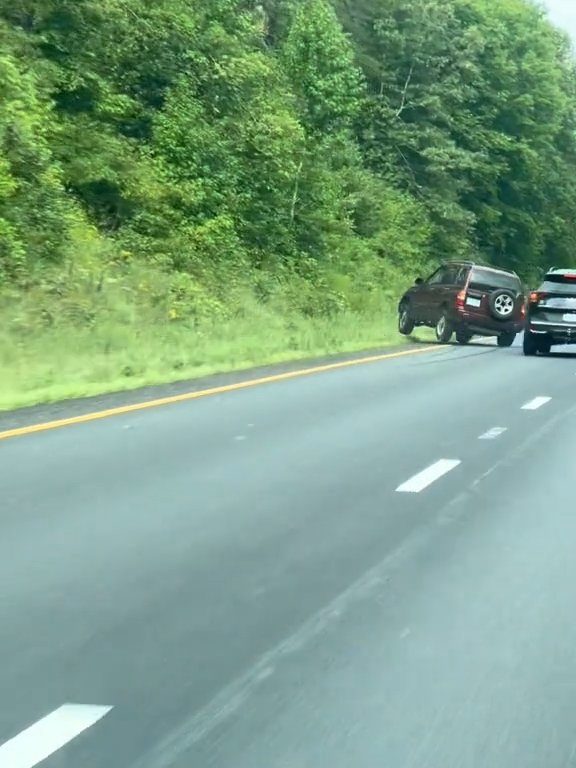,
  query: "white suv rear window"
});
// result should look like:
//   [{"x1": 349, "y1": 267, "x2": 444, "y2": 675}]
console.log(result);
[{"x1": 540, "y1": 274, "x2": 576, "y2": 295}]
